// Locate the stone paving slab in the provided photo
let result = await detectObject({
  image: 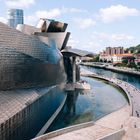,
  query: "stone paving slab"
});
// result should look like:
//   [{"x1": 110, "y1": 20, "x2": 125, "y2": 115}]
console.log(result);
[{"x1": 122, "y1": 117, "x2": 140, "y2": 140}]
